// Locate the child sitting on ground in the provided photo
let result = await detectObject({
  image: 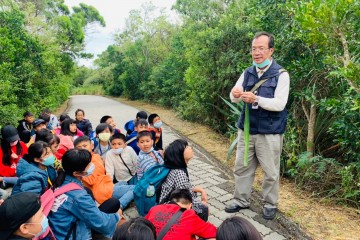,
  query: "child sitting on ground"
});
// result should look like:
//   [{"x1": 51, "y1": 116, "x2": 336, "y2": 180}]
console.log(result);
[
  {"x1": 75, "y1": 109, "x2": 93, "y2": 137},
  {"x1": 100, "y1": 115, "x2": 121, "y2": 135},
  {"x1": 35, "y1": 128, "x2": 62, "y2": 171},
  {"x1": 17, "y1": 111, "x2": 35, "y2": 144},
  {"x1": 75, "y1": 136, "x2": 135, "y2": 210},
  {"x1": 47, "y1": 149, "x2": 122, "y2": 240},
  {"x1": 136, "y1": 131, "x2": 164, "y2": 180},
  {"x1": 148, "y1": 113, "x2": 164, "y2": 152},
  {"x1": 126, "y1": 119, "x2": 149, "y2": 155},
  {"x1": 124, "y1": 111, "x2": 148, "y2": 137},
  {"x1": 56, "y1": 118, "x2": 78, "y2": 159},
  {"x1": 146, "y1": 189, "x2": 216, "y2": 240},
  {"x1": 93, "y1": 123, "x2": 113, "y2": 160},
  {"x1": 12, "y1": 141, "x2": 57, "y2": 195},
  {"x1": 105, "y1": 134, "x2": 138, "y2": 185}
]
